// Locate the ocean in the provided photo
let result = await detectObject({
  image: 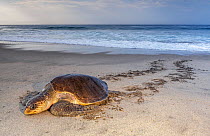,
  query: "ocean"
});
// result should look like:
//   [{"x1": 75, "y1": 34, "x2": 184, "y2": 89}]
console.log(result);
[{"x1": 0, "y1": 25, "x2": 210, "y2": 54}]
